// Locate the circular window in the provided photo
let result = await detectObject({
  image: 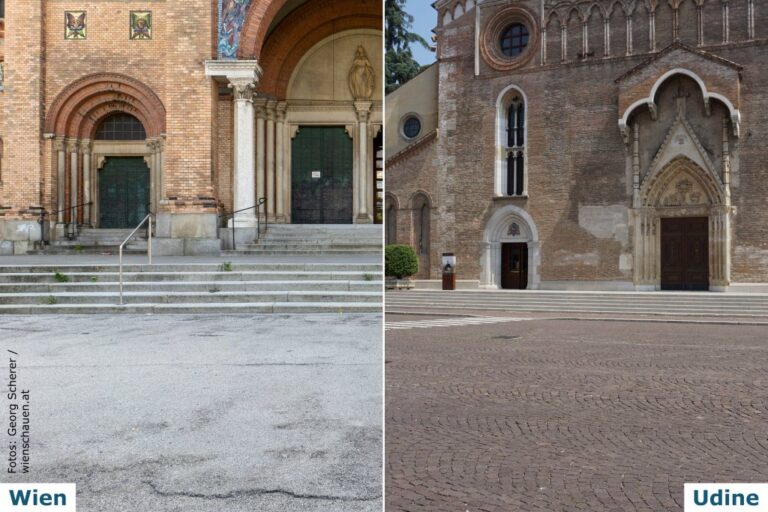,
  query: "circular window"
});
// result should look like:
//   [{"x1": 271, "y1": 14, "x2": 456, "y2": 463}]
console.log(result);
[
  {"x1": 480, "y1": 6, "x2": 539, "y2": 71},
  {"x1": 402, "y1": 116, "x2": 421, "y2": 139},
  {"x1": 500, "y1": 23, "x2": 529, "y2": 58}
]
